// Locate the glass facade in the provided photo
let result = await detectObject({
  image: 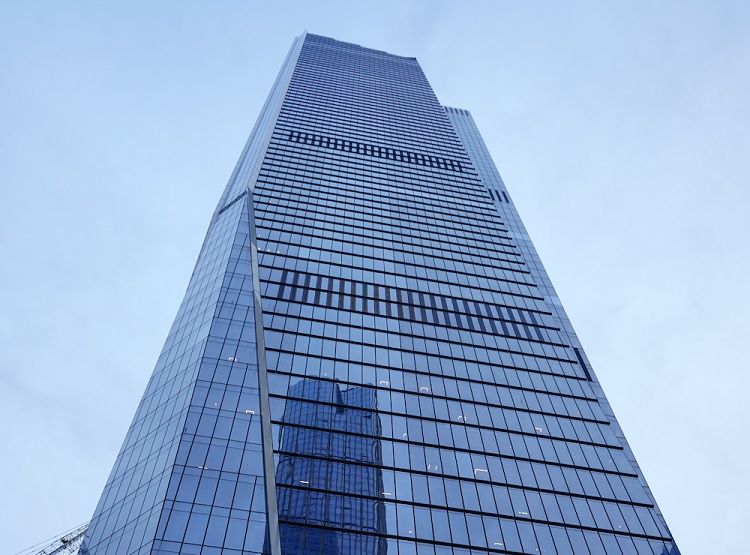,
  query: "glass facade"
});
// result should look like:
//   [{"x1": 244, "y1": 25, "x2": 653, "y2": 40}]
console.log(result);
[{"x1": 81, "y1": 33, "x2": 679, "y2": 554}]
